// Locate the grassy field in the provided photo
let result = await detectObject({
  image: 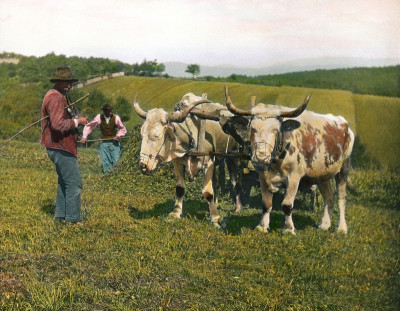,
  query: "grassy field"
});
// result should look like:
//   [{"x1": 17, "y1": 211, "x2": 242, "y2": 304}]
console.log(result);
[
  {"x1": 80, "y1": 76, "x2": 400, "y2": 168},
  {"x1": 0, "y1": 138, "x2": 399, "y2": 310},
  {"x1": 352, "y1": 94, "x2": 400, "y2": 167},
  {"x1": 1, "y1": 75, "x2": 399, "y2": 167}
]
